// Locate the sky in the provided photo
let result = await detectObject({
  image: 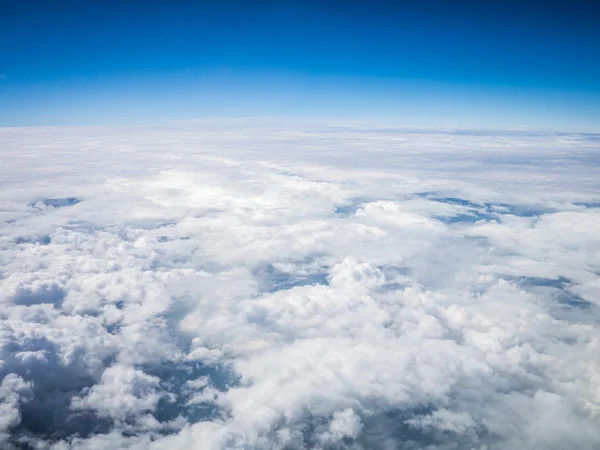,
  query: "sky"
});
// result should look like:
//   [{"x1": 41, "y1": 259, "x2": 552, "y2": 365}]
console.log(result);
[{"x1": 1, "y1": 0, "x2": 599, "y2": 128}]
